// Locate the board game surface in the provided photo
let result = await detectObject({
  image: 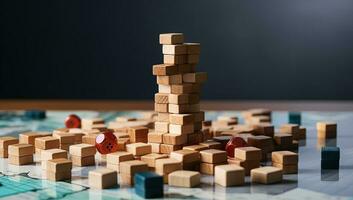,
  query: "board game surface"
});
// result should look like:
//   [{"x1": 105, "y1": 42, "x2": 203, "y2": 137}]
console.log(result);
[{"x1": 0, "y1": 110, "x2": 353, "y2": 200}]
